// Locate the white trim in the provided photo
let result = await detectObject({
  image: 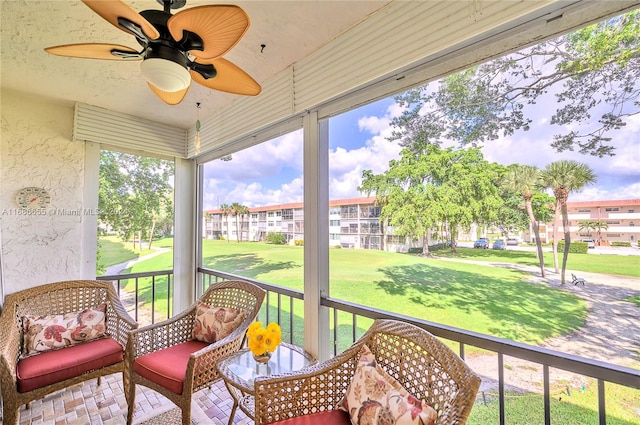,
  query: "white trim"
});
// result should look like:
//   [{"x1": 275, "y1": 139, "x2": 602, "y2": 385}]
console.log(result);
[
  {"x1": 303, "y1": 112, "x2": 330, "y2": 361},
  {"x1": 195, "y1": 164, "x2": 205, "y2": 297},
  {"x1": 173, "y1": 158, "x2": 197, "y2": 313},
  {"x1": 81, "y1": 142, "x2": 100, "y2": 279}
]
